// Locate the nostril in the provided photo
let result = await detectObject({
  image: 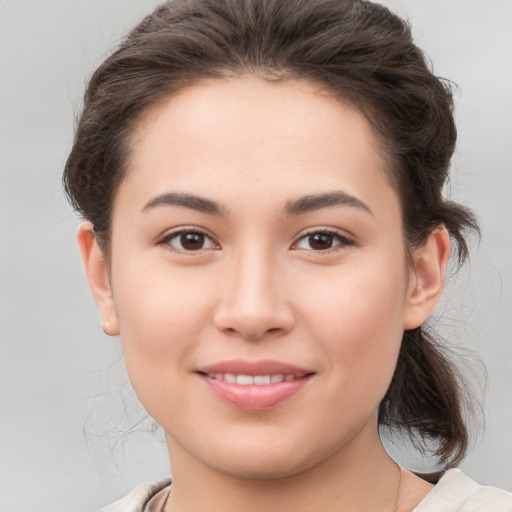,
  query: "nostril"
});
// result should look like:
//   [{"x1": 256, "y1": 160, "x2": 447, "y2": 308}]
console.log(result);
[{"x1": 213, "y1": 300, "x2": 296, "y2": 340}]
